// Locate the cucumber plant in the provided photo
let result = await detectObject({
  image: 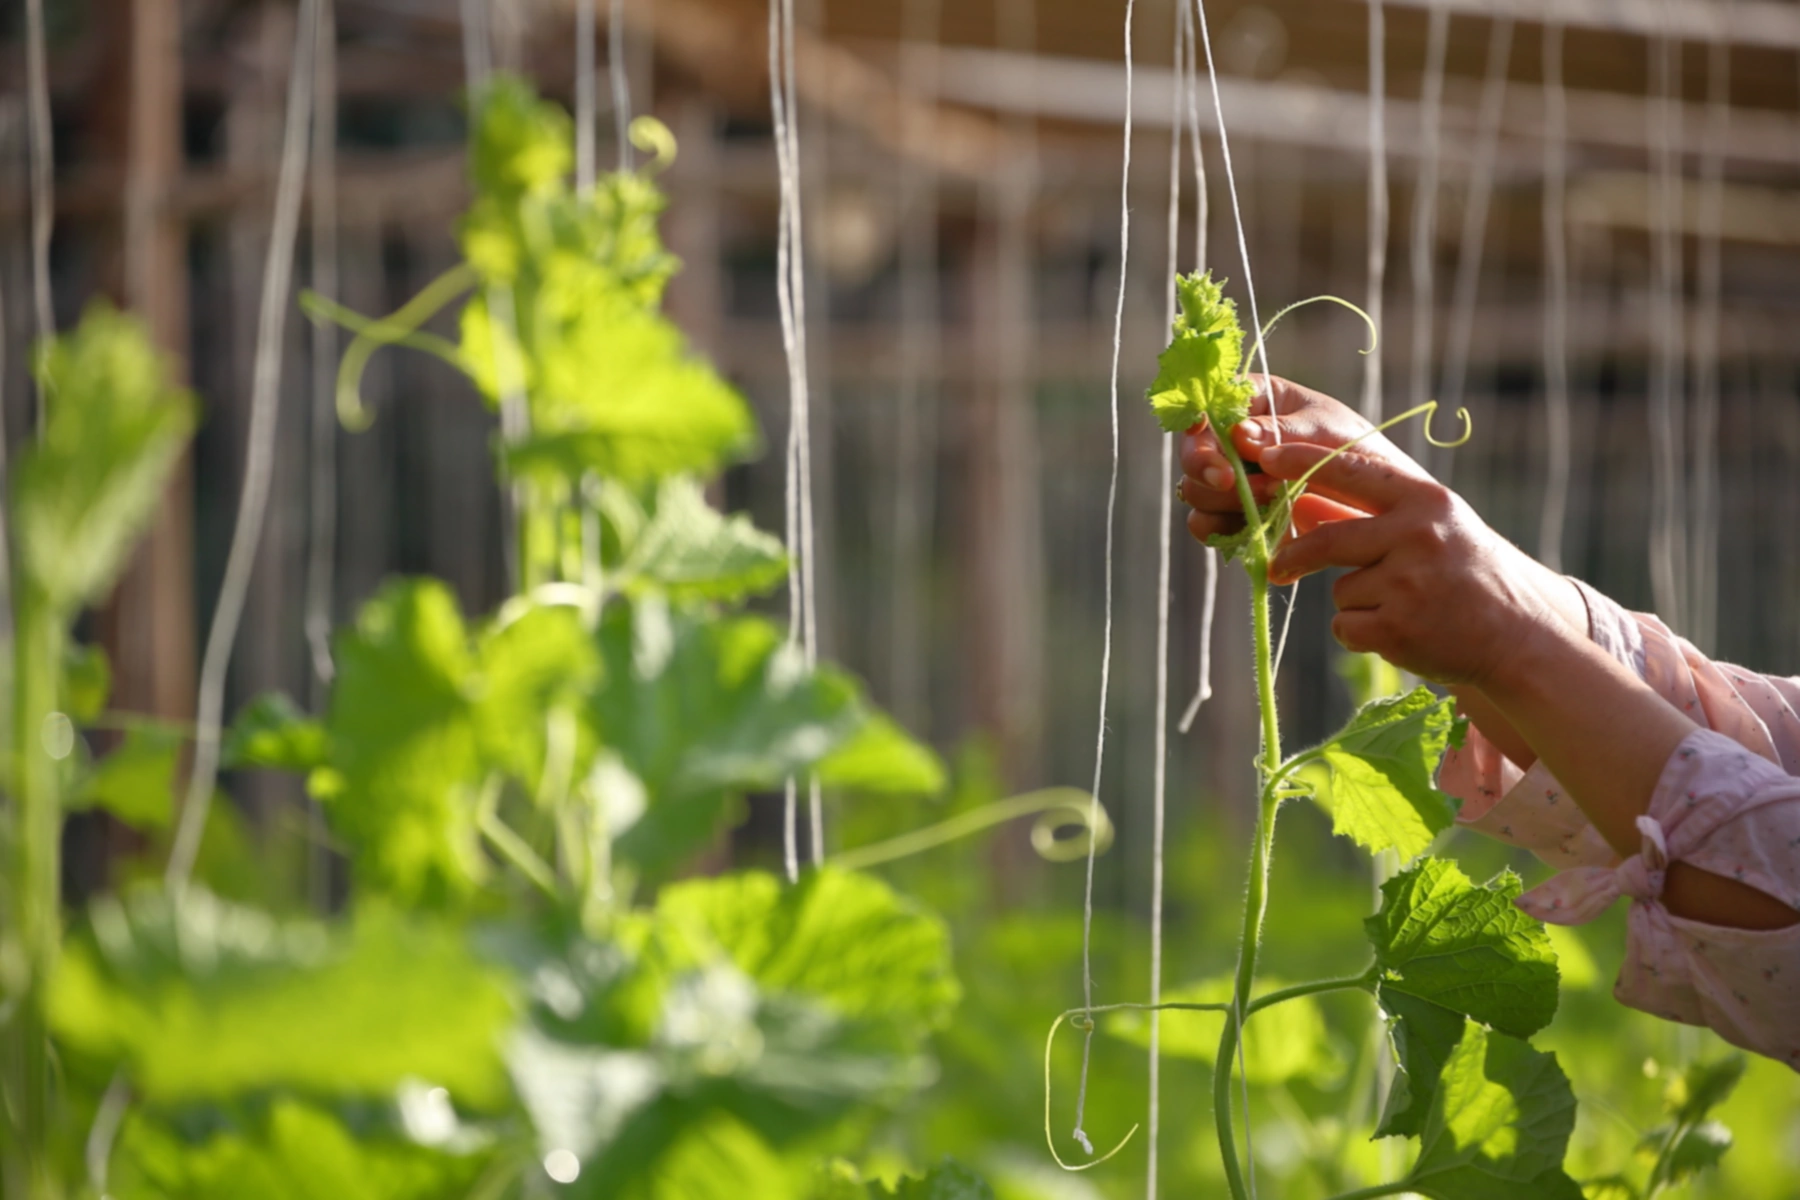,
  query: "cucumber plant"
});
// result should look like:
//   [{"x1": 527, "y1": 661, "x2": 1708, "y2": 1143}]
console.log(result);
[
  {"x1": 1, "y1": 78, "x2": 995, "y2": 1200},
  {"x1": 1125, "y1": 272, "x2": 1585, "y2": 1199}
]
